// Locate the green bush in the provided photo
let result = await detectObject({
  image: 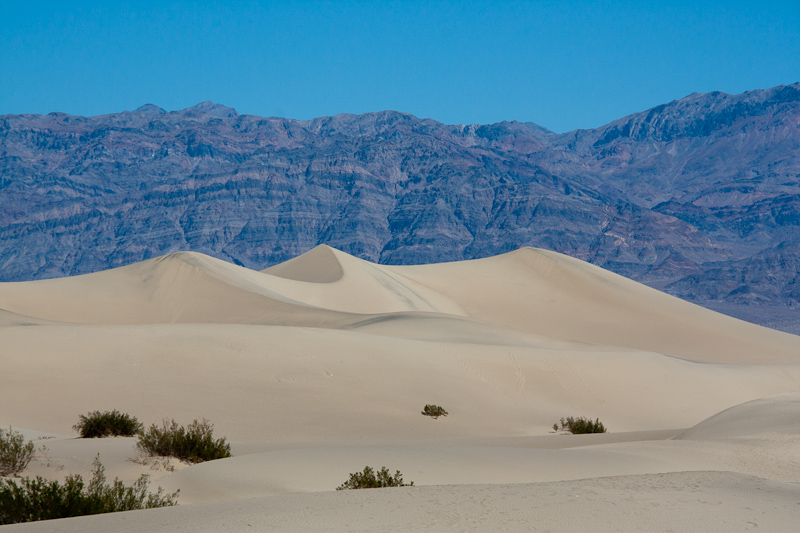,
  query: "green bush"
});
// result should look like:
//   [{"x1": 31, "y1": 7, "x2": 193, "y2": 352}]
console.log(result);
[
  {"x1": 136, "y1": 419, "x2": 231, "y2": 464},
  {"x1": 336, "y1": 466, "x2": 414, "y2": 490},
  {"x1": 422, "y1": 404, "x2": 448, "y2": 419},
  {"x1": 0, "y1": 456, "x2": 177, "y2": 525},
  {"x1": 556, "y1": 416, "x2": 607, "y2": 434},
  {"x1": 73, "y1": 410, "x2": 143, "y2": 438},
  {"x1": 0, "y1": 427, "x2": 35, "y2": 477}
]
